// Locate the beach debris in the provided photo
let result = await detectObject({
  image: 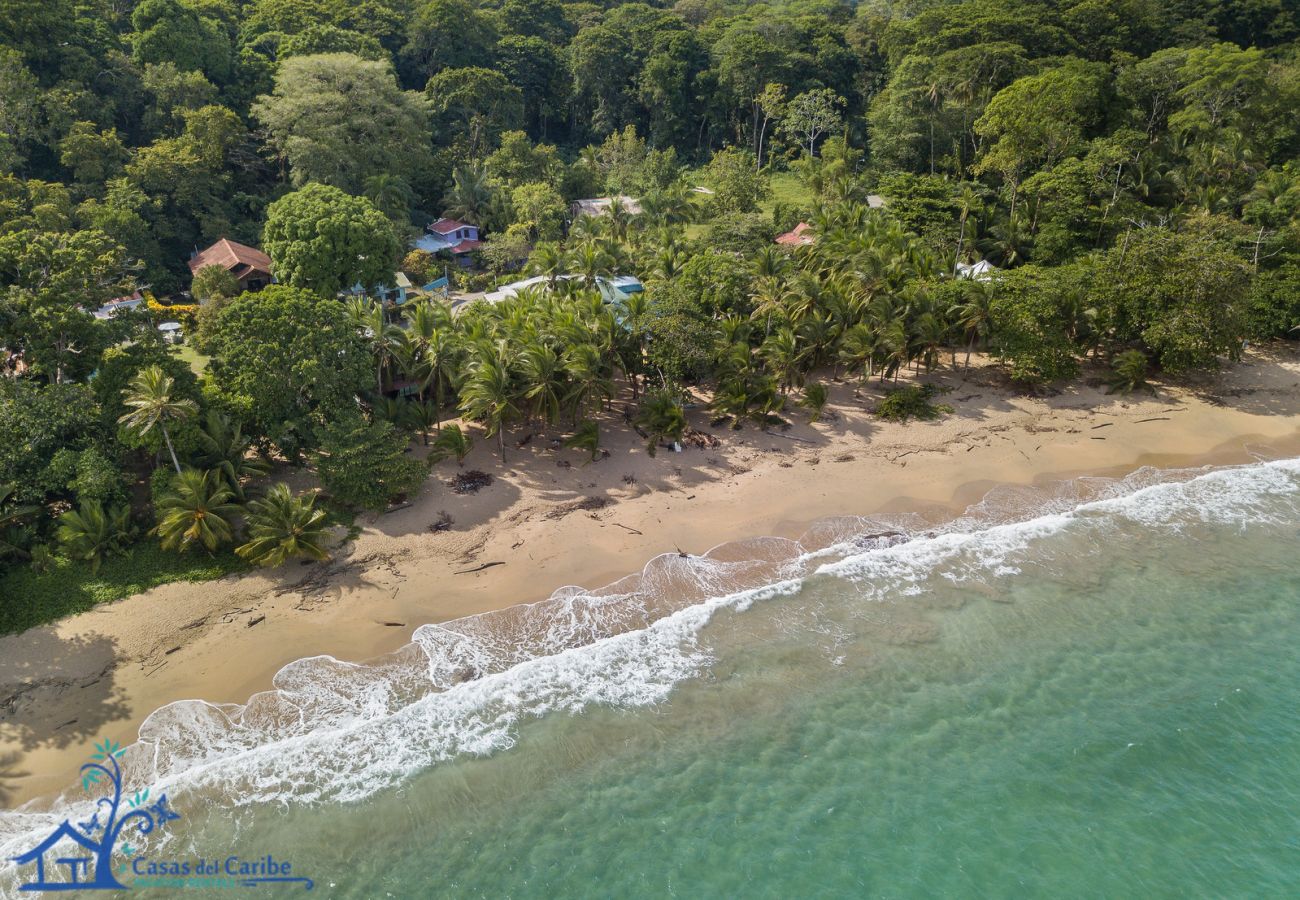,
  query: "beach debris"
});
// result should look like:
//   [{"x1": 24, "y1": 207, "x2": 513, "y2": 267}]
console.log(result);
[
  {"x1": 164, "y1": 646, "x2": 182, "y2": 655},
  {"x1": 429, "y1": 511, "x2": 454, "y2": 532},
  {"x1": 381, "y1": 621, "x2": 406, "y2": 627},
  {"x1": 683, "y1": 429, "x2": 721, "y2": 449},
  {"x1": 1091, "y1": 422, "x2": 1113, "y2": 429},
  {"x1": 545, "y1": 496, "x2": 608, "y2": 519},
  {"x1": 622, "y1": 473, "x2": 637, "y2": 484},
  {"x1": 1135, "y1": 417, "x2": 1171, "y2": 423},
  {"x1": 855, "y1": 530, "x2": 906, "y2": 546},
  {"x1": 247, "y1": 614, "x2": 265, "y2": 628},
  {"x1": 557, "y1": 459, "x2": 572, "y2": 468},
  {"x1": 450, "y1": 470, "x2": 493, "y2": 494},
  {"x1": 454, "y1": 561, "x2": 505, "y2": 574},
  {"x1": 613, "y1": 523, "x2": 643, "y2": 535},
  {"x1": 834, "y1": 454, "x2": 855, "y2": 462},
  {"x1": 767, "y1": 428, "x2": 816, "y2": 444},
  {"x1": 511, "y1": 539, "x2": 524, "y2": 549}
]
